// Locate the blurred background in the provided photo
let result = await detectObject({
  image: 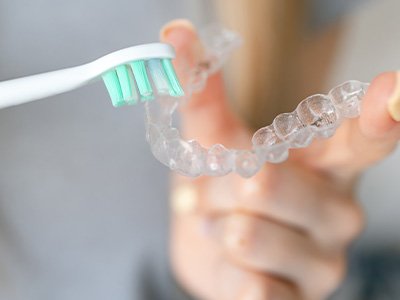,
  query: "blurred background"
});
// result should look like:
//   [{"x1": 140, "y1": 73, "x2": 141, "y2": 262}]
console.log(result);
[{"x1": 0, "y1": 0, "x2": 399, "y2": 299}]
